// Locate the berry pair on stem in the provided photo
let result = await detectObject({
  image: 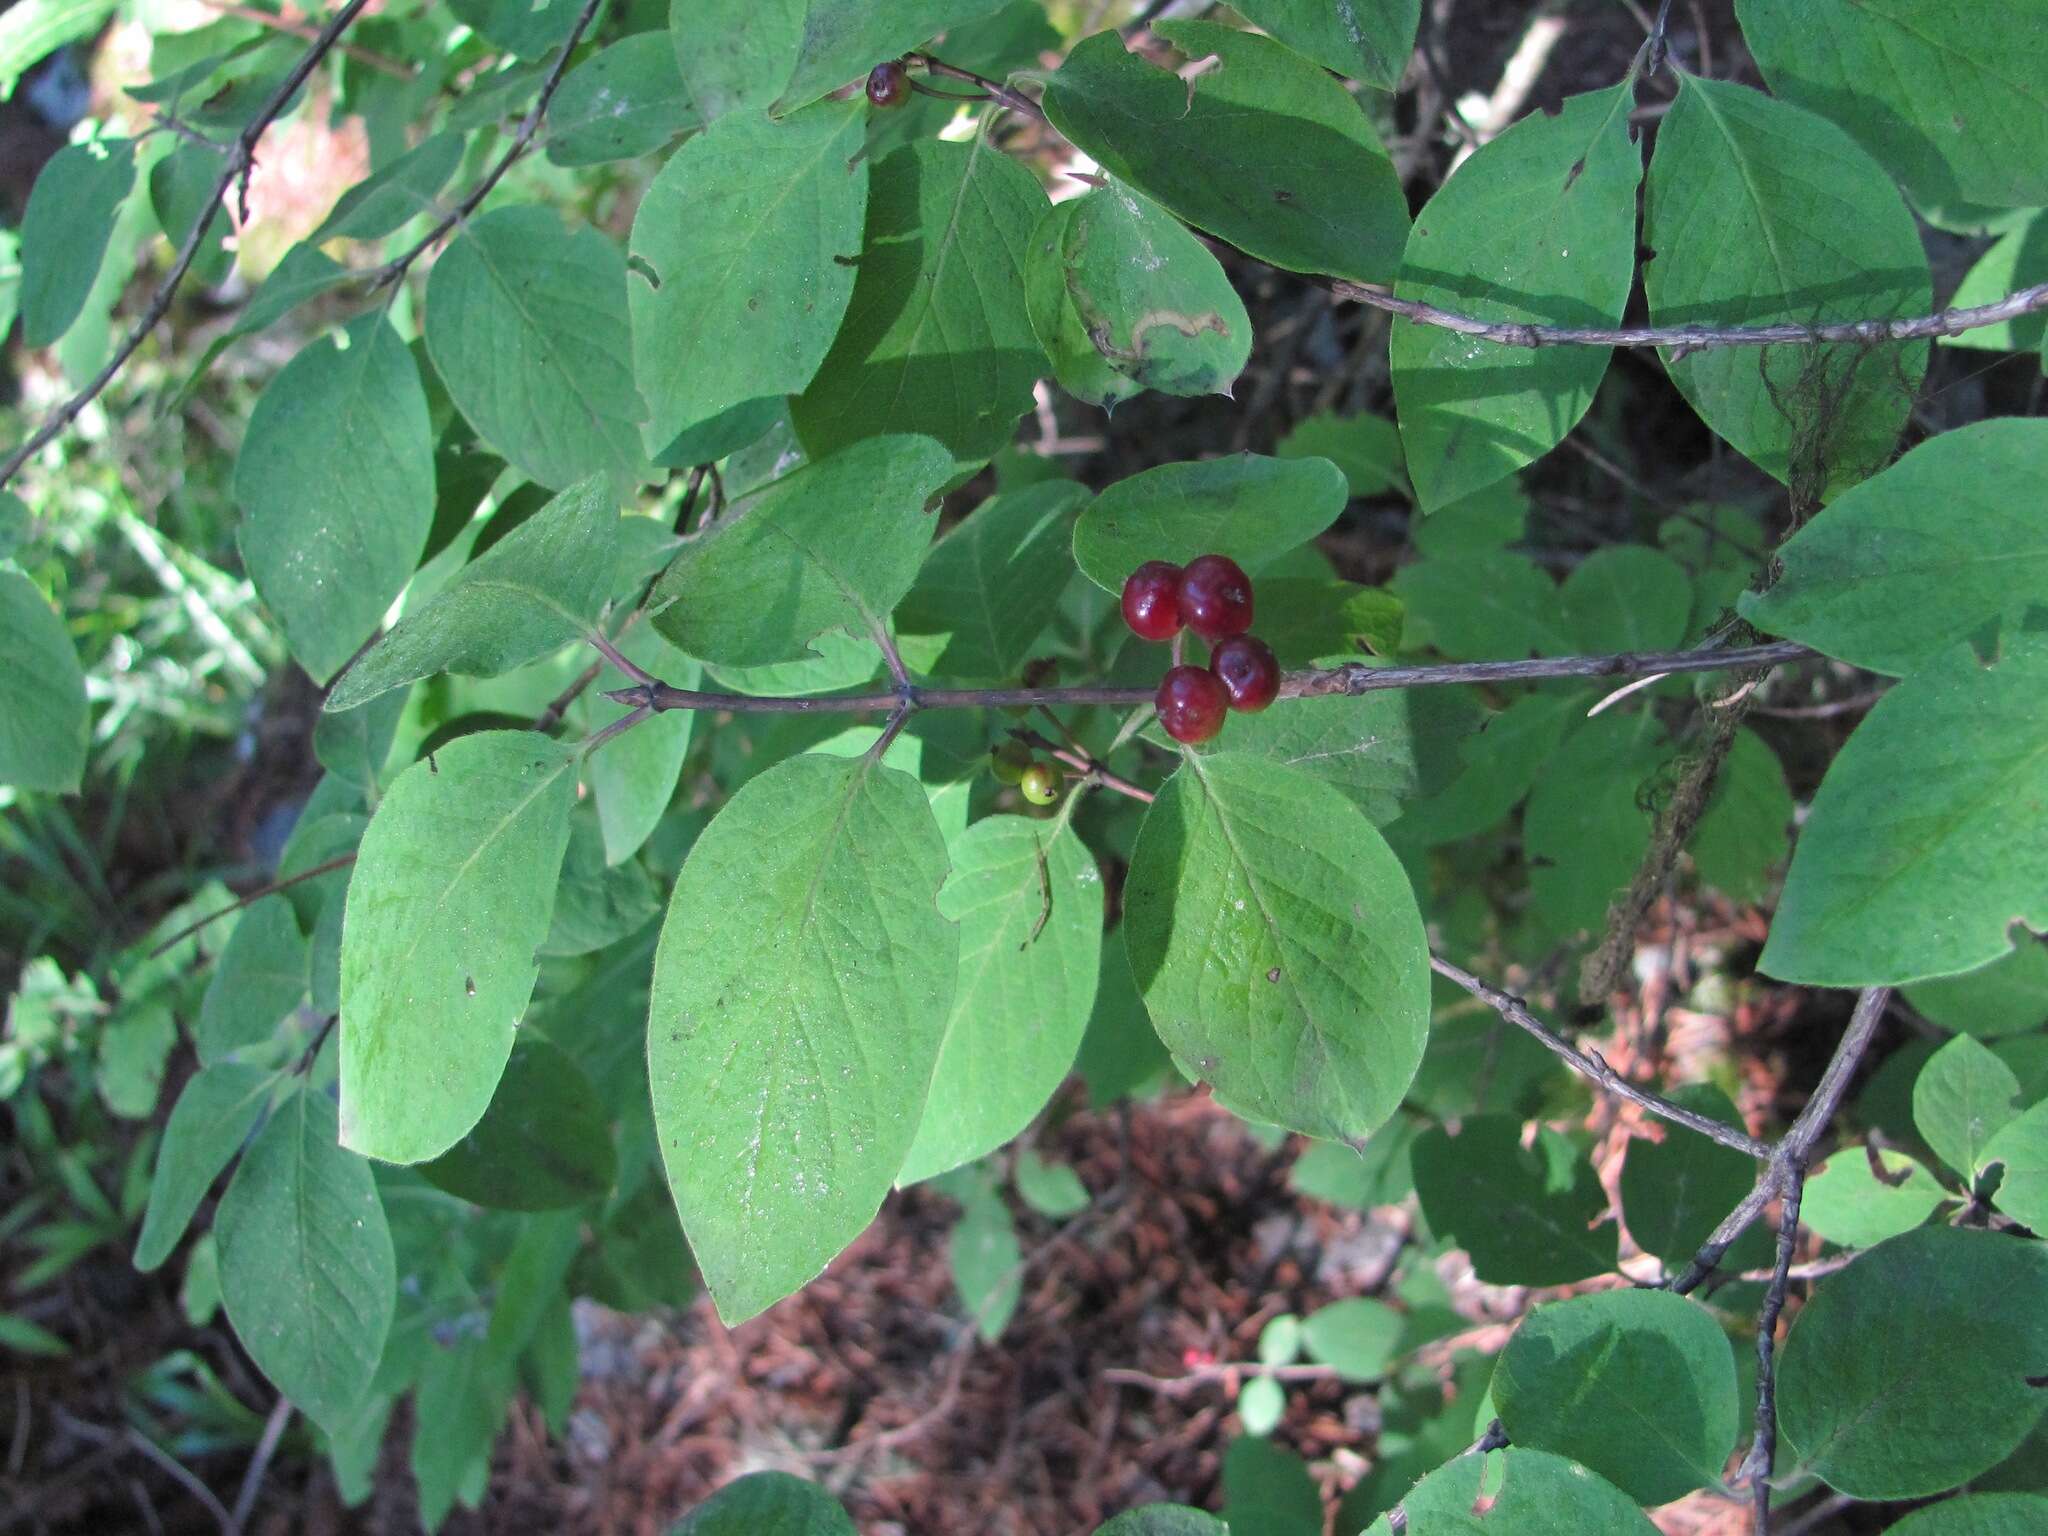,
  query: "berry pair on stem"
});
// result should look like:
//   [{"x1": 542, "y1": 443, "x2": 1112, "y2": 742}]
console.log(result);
[
  {"x1": 1121, "y1": 556, "x2": 1280, "y2": 744},
  {"x1": 990, "y1": 738, "x2": 1061, "y2": 806}
]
